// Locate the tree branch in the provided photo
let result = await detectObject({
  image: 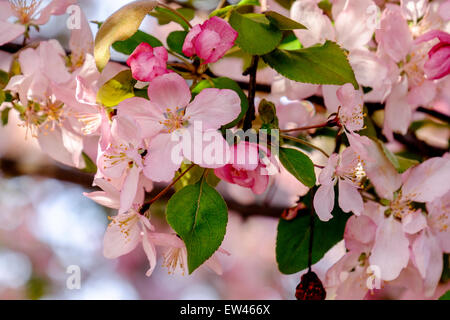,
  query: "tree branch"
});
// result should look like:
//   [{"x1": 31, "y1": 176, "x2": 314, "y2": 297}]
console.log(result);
[{"x1": 0, "y1": 157, "x2": 284, "y2": 218}]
